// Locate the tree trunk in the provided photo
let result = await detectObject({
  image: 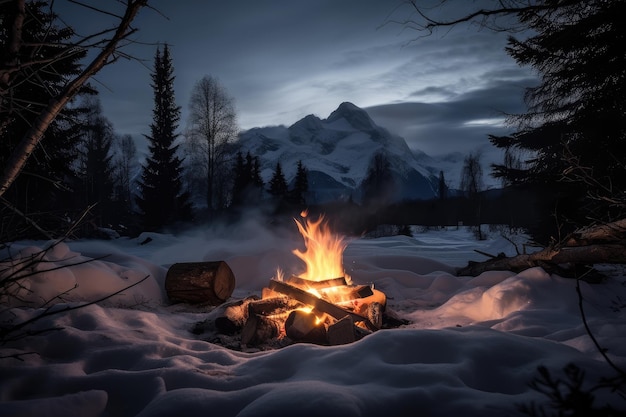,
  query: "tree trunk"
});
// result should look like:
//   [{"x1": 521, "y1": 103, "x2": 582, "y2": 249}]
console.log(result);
[{"x1": 165, "y1": 261, "x2": 235, "y2": 305}]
